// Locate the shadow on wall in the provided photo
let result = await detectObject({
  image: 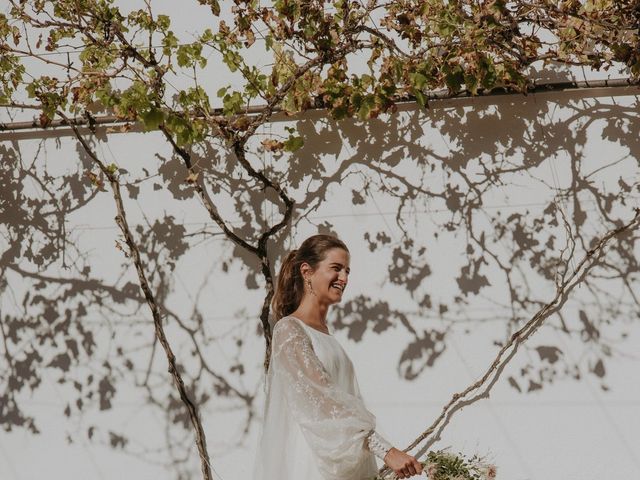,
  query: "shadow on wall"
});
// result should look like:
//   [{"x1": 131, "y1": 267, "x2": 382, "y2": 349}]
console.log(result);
[
  {"x1": 1, "y1": 89, "x2": 639, "y2": 477},
  {"x1": 278, "y1": 88, "x2": 639, "y2": 384}
]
